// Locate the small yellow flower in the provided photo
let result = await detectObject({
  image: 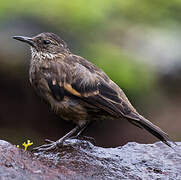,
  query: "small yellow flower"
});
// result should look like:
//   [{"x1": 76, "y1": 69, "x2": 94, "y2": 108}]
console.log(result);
[
  {"x1": 16, "y1": 145, "x2": 20, "y2": 148},
  {"x1": 22, "y1": 140, "x2": 33, "y2": 151}
]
